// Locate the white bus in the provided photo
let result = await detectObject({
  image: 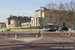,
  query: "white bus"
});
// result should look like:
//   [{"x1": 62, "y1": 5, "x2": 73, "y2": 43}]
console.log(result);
[{"x1": 43, "y1": 24, "x2": 58, "y2": 31}]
